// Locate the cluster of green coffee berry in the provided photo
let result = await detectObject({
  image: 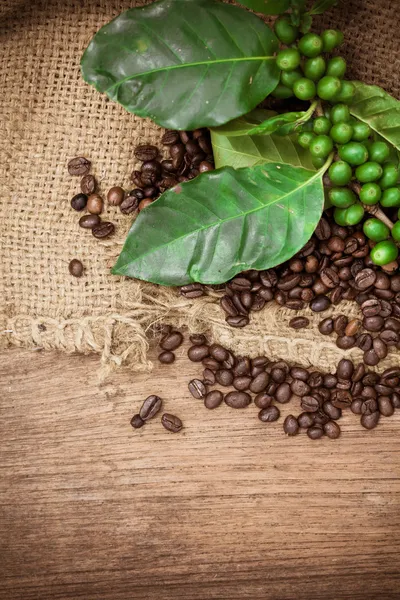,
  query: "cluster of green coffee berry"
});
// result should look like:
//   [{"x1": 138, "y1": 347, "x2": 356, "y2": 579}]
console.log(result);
[{"x1": 273, "y1": 17, "x2": 400, "y2": 266}]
